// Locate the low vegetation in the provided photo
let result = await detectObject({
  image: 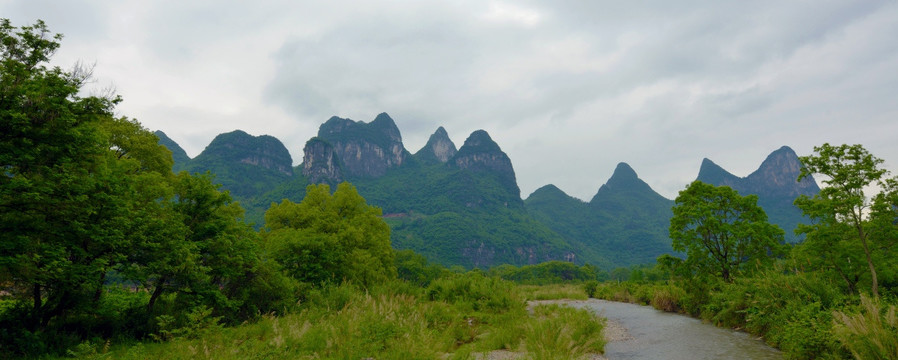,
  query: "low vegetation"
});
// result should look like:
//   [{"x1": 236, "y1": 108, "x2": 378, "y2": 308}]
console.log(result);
[
  {"x1": 56, "y1": 275, "x2": 605, "y2": 360},
  {"x1": 4, "y1": 18, "x2": 898, "y2": 360}
]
